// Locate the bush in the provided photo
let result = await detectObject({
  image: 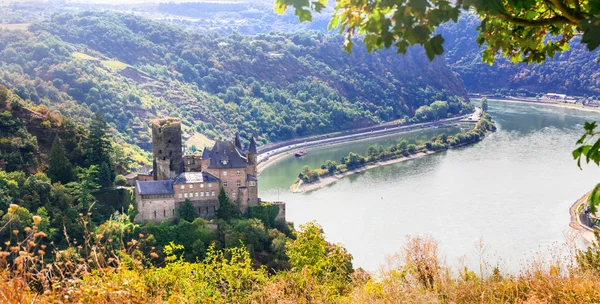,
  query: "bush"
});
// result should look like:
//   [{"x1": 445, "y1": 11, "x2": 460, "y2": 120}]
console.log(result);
[{"x1": 114, "y1": 174, "x2": 127, "y2": 186}]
